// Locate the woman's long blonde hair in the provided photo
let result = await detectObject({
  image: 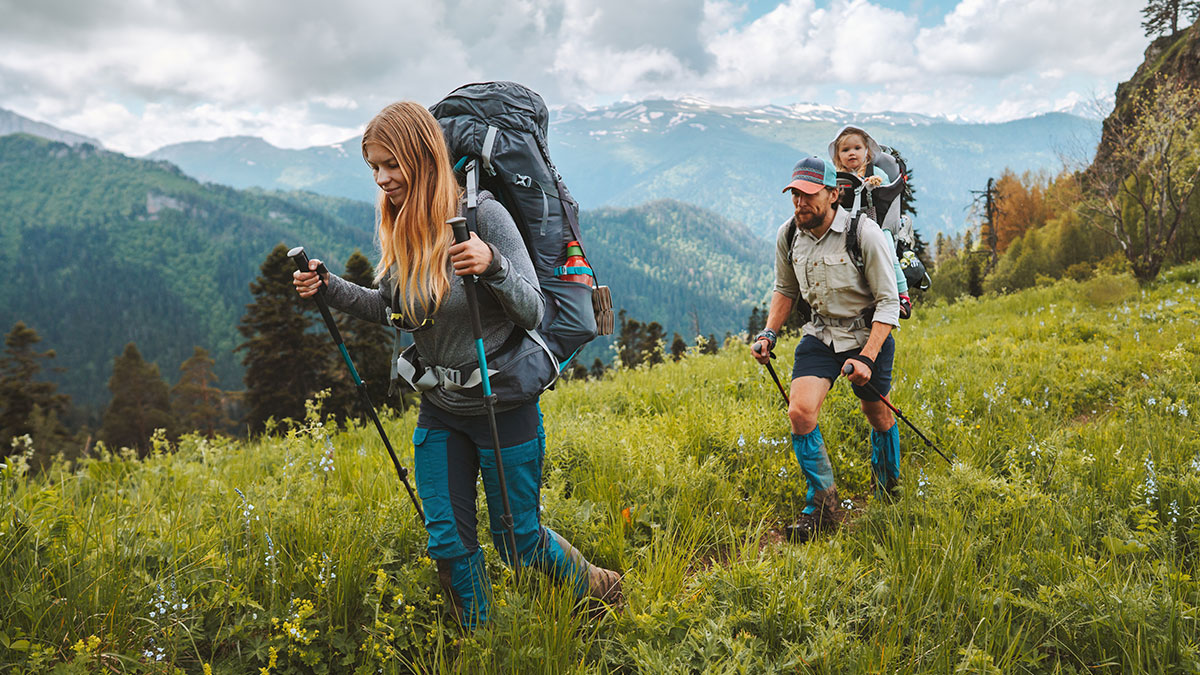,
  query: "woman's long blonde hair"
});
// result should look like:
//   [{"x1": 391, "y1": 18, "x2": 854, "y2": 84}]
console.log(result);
[{"x1": 362, "y1": 101, "x2": 460, "y2": 321}]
